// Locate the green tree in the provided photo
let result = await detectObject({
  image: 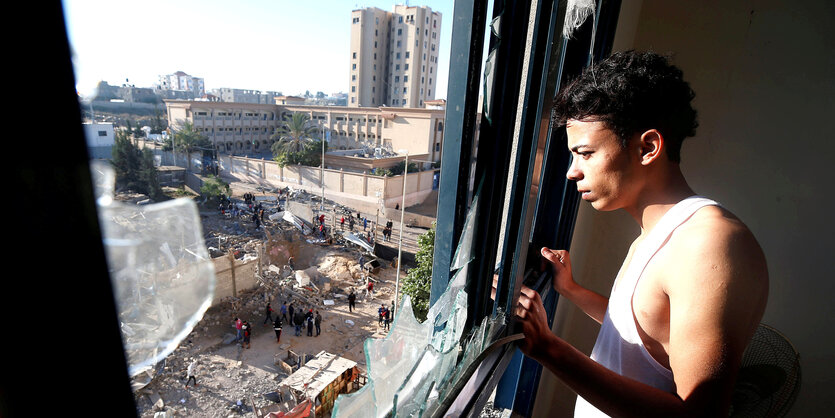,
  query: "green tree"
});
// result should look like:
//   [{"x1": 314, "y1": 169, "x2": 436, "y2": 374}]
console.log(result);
[
  {"x1": 402, "y1": 223, "x2": 435, "y2": 322},
  {"x1": 164, "y1": 121, "x2": 212, "y2": 154},
  {"x1": 112, "y1": 129, "x2": 143, "y2": 191},
  {"x1": 200, "y1": 175, "x2": 230, "y2": 203},
  {"x1": 112, "y1": 130, "x2": 164, "y2": 200},
  {"x1": 372, "y1": 167, "x2": 394, "y2": 177},
  {"x1": 391, "y1": 160, "x2": 419, "y2": 175},
  {"x1": 270, "y1": 113, "x2": 324, "y2": 167}
]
